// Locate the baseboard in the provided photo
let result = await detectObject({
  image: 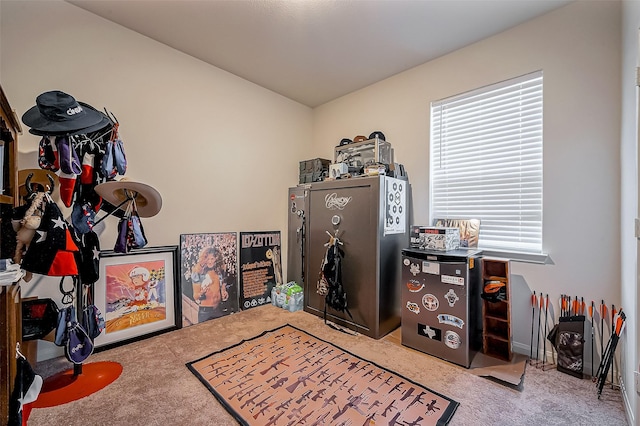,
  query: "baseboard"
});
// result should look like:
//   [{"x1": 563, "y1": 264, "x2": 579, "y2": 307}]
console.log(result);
[
  {"x1": 513, "y1": 341, "x2": 599, "y2": 377},
  {"x1": 620, "y1": 376, "x2": 635, "y2": 426},
  {"x1": 512, "y1": 341, "x2": 530, "y2": 355}
]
